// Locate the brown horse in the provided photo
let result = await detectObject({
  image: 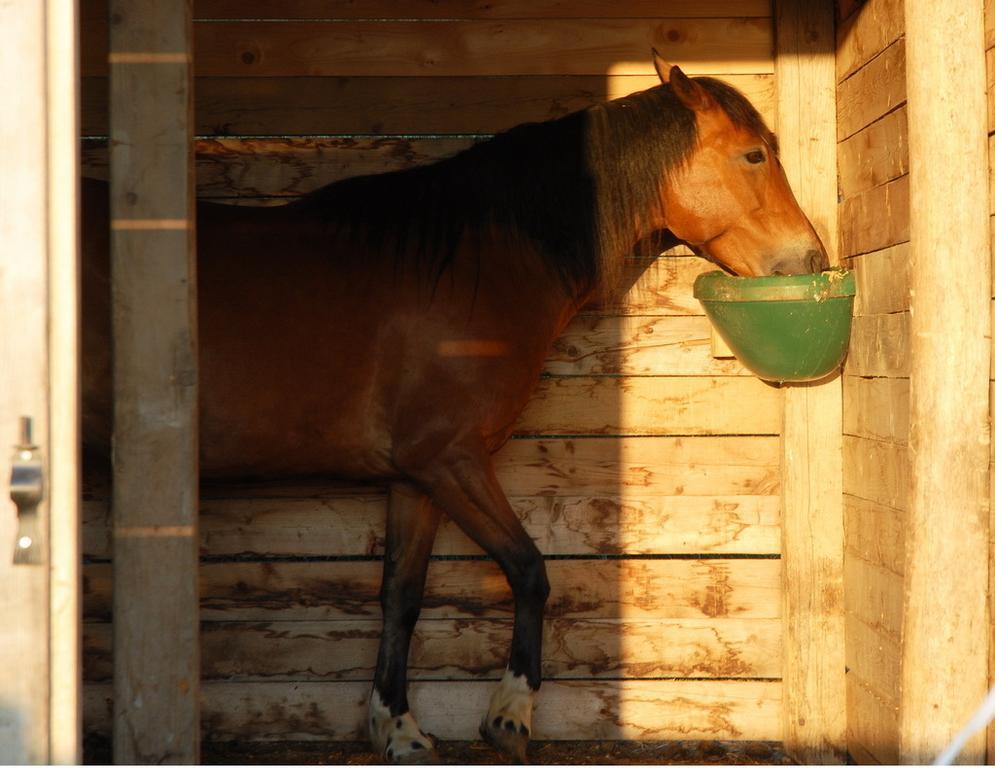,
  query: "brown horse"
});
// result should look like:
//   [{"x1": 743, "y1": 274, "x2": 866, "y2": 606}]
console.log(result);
[{"x1": 82, "y1": 56, "x2": 828, "y2": 764}]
